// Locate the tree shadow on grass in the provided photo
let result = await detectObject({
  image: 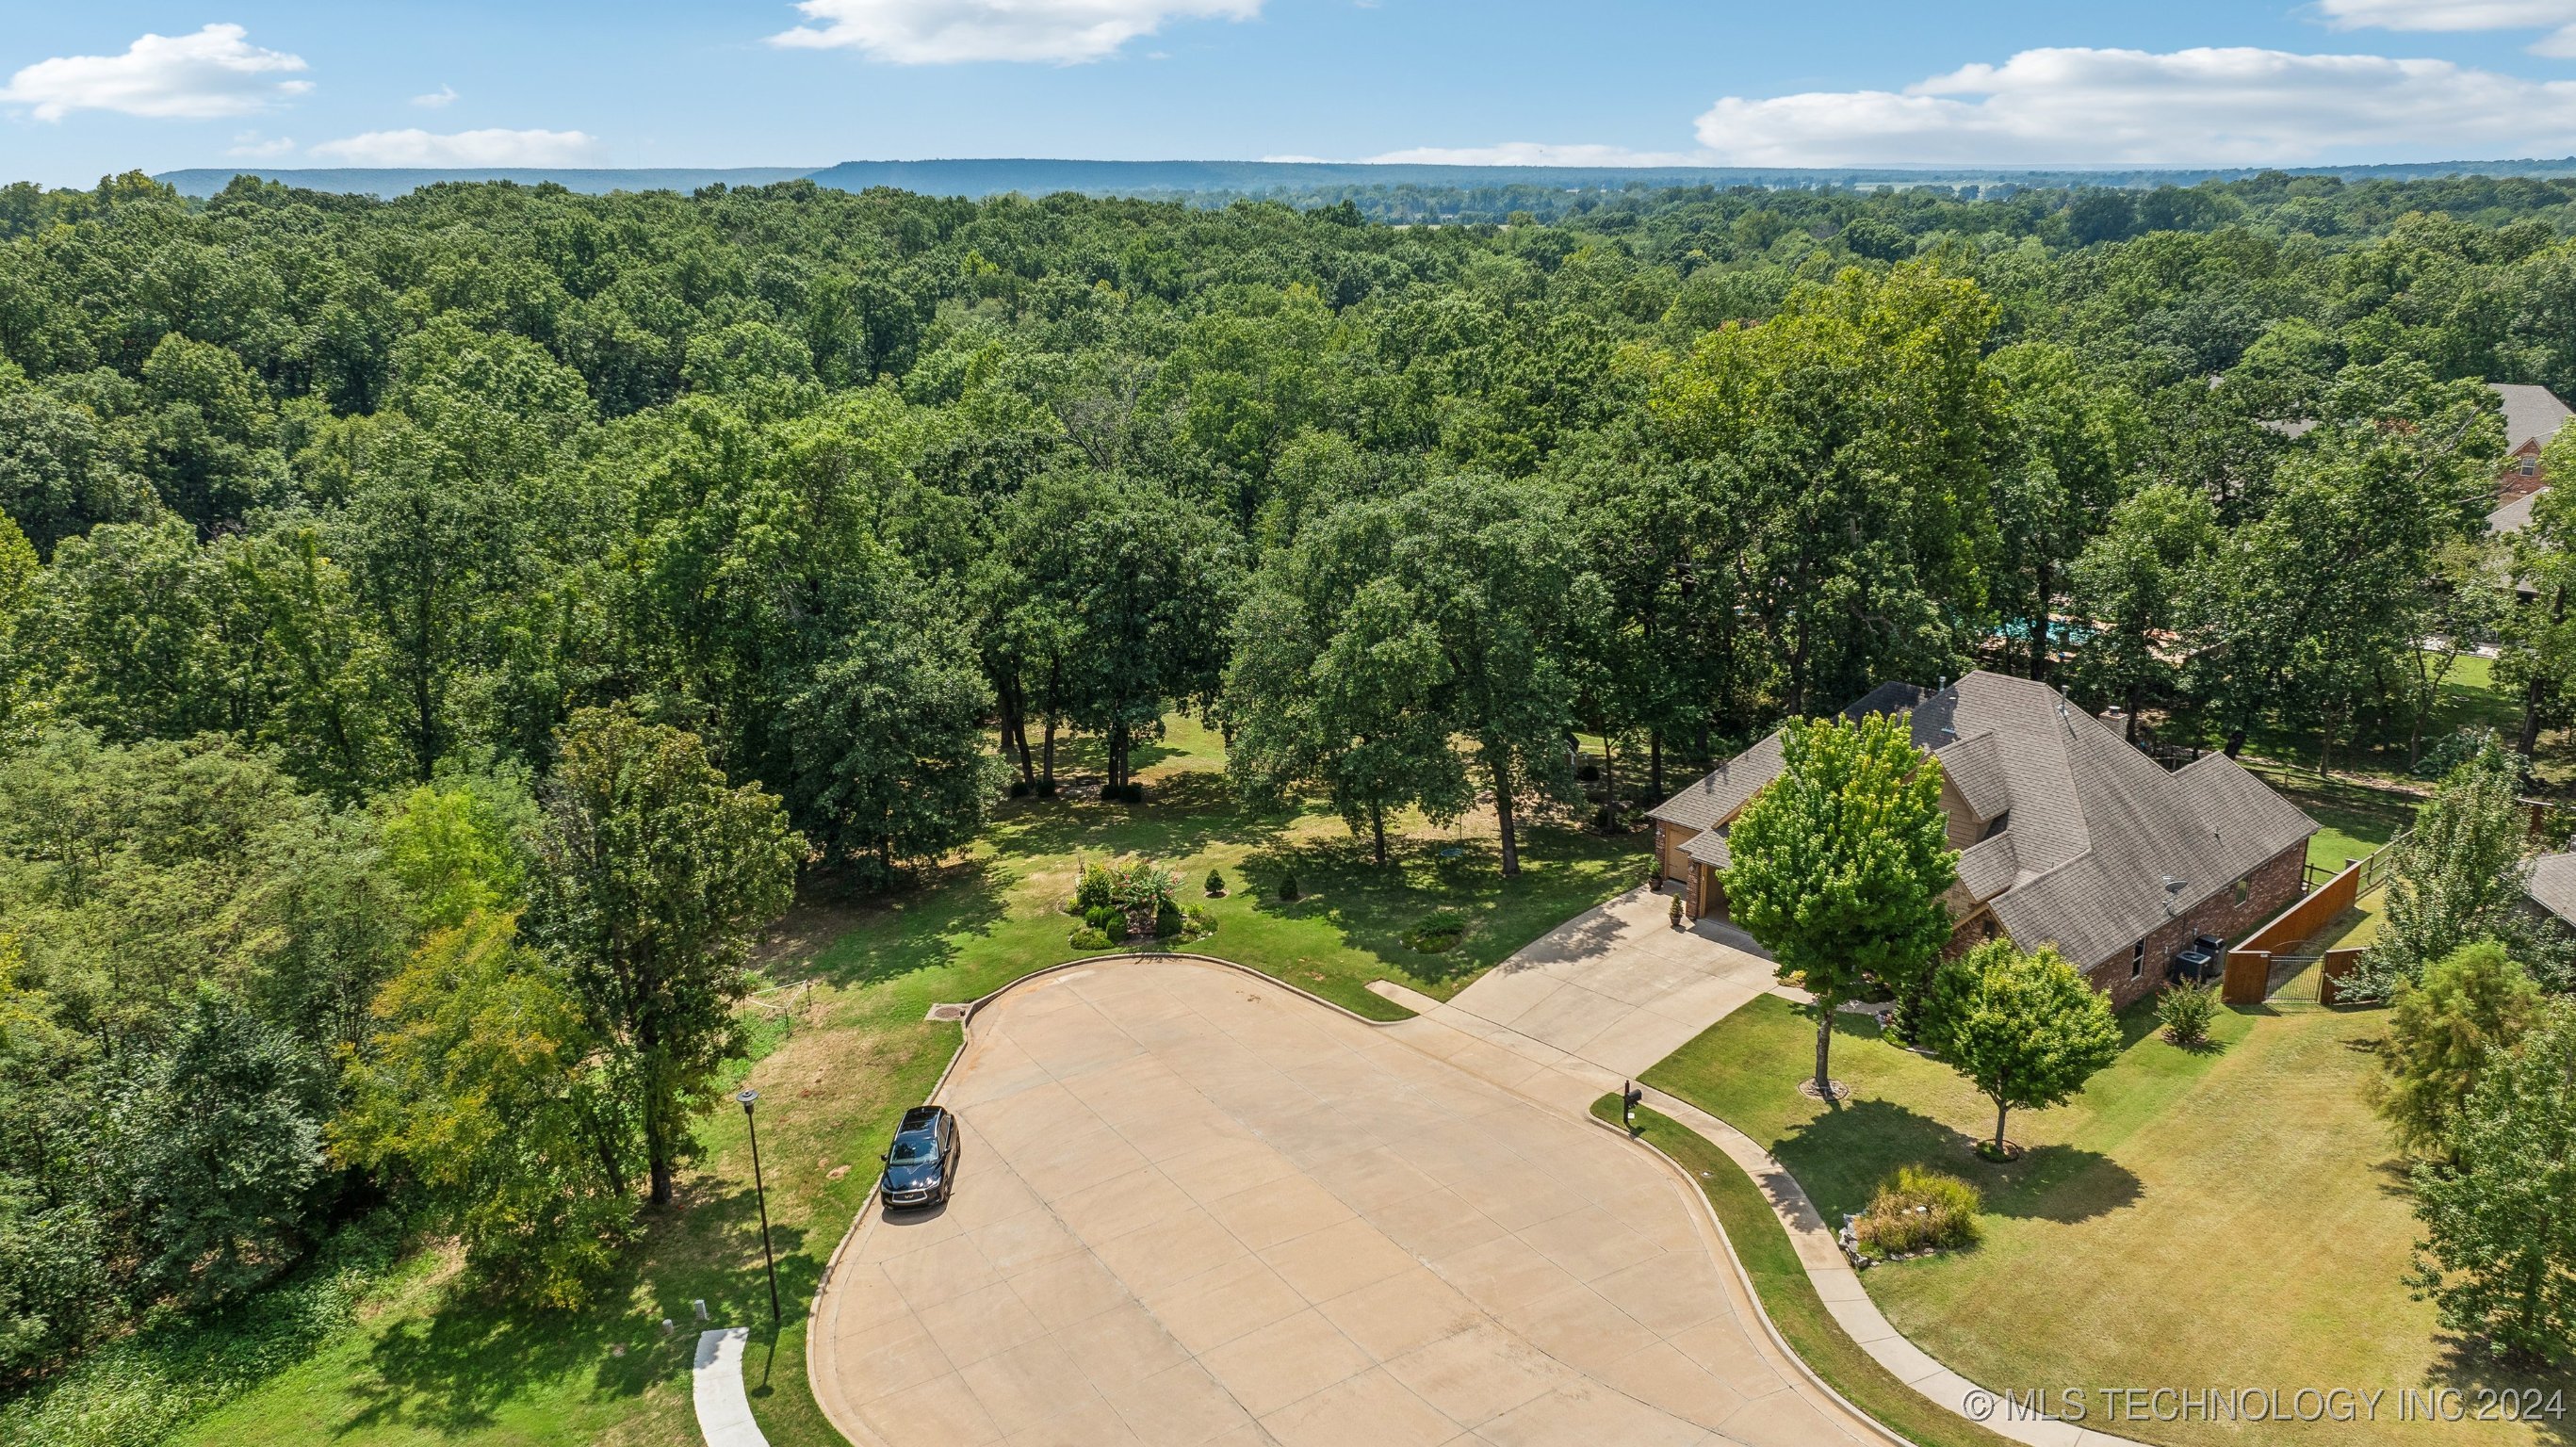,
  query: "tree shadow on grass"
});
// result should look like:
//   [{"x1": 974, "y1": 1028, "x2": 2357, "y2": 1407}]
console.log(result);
[
  {"x1": 979, "y1": 773, "x2": 1290, "y2": 862},
  {"x1": 785, "y1": 857, "x2": 1016, "y2": 992},
  {"x1": 347, "y1": 1186, "x2": 814, "y2": 1437},
  {"x1": 1774, "y1": 1096, "x2": 2142, "y2": 1228},
  {"x1": 1232, "y1": 833, "x2": 1575, "y2": 993},
  {"x1": 2426, "y1": 1341, "x2": 2574, "y2": 1447}
]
